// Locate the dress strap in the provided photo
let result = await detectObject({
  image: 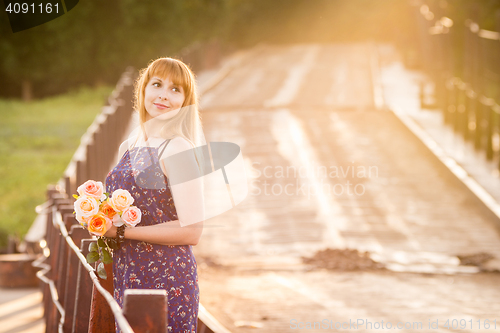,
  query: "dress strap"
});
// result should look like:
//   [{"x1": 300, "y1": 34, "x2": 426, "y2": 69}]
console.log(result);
[{"x1": 158, "y1": 139, "x2": 172, "y2": 159}]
